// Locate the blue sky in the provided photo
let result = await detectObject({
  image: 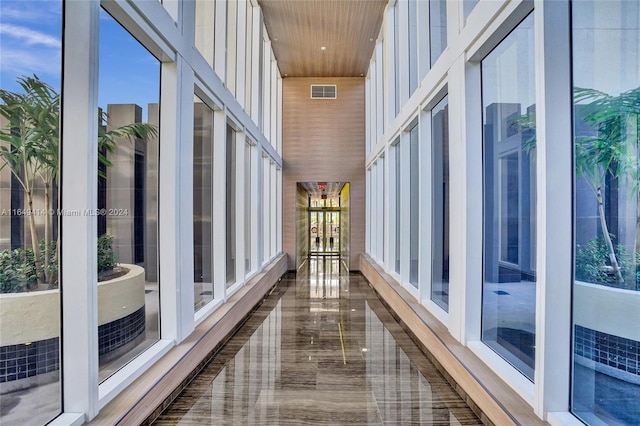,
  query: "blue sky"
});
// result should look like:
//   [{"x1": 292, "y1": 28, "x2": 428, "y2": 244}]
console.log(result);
[{"x1": 1, "y1": 1, "x2": 159, "y2": 121}]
